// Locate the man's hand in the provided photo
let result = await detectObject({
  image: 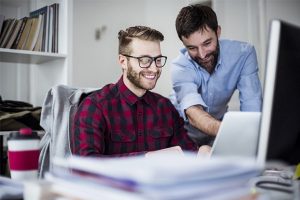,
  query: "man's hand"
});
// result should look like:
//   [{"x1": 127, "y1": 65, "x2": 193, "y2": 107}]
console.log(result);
[
  {"x1": 145, "y1": 145, "x2": 212, "y2": 160},
  {"x1": 145, "y1": 146, "x2": 184, "y2": 158},
  {"x1": 185, "y1": 105, "x2": 221, "y2": 136},
  {"x1": 197, "y1": 145, "x2": 212, "y2": 158}
]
